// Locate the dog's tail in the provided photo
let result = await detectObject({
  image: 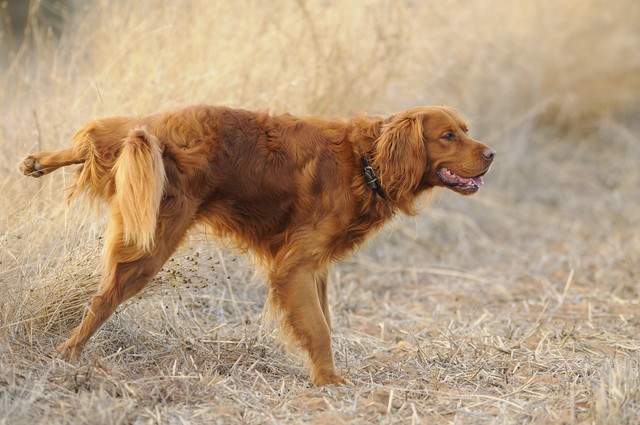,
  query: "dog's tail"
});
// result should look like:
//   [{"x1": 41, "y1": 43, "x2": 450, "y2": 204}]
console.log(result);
[{"x1": 111, "y1": 127, "x2": 166, "y2": 253}]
